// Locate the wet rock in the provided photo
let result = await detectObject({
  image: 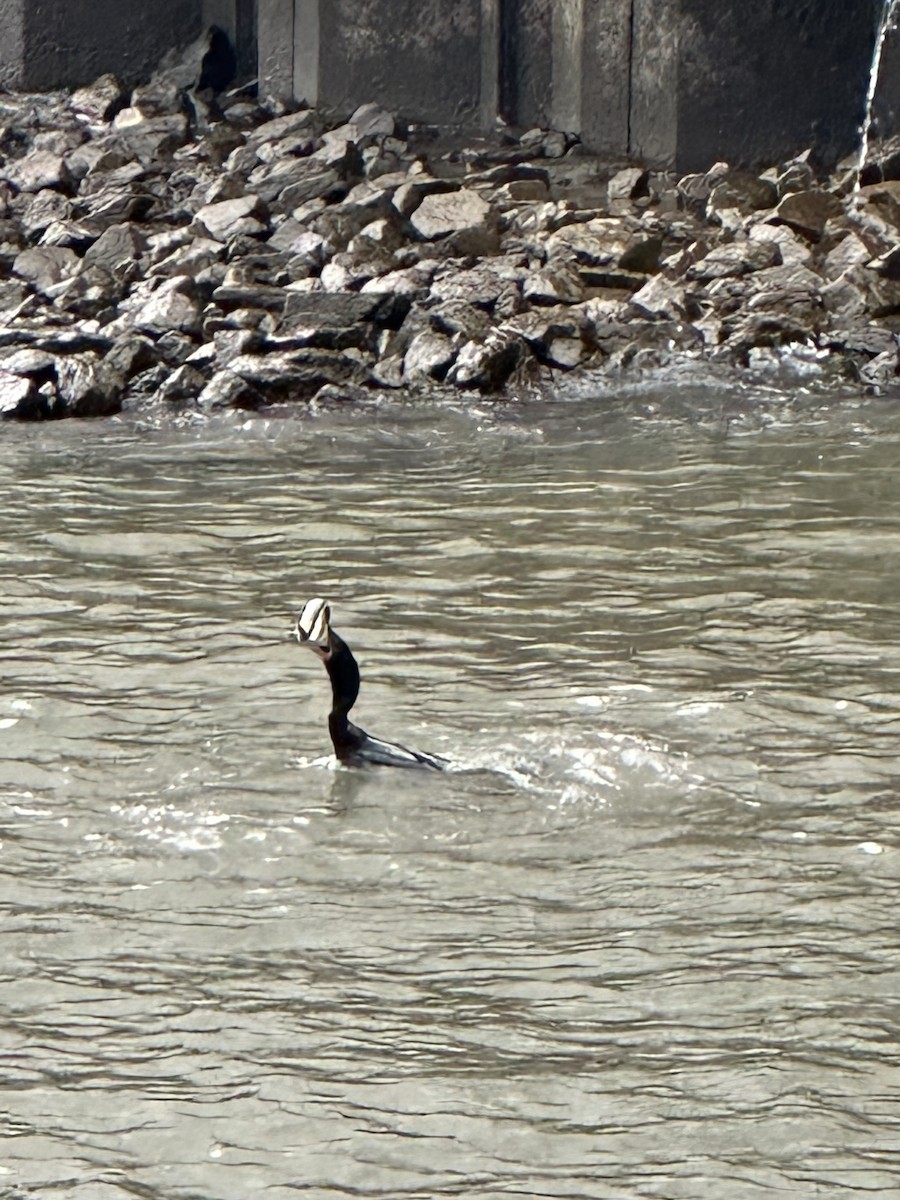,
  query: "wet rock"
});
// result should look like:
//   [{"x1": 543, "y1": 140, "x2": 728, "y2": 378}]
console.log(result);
[
  {"x1": 197, "y1": 367, "x2": 266, "y2": 410},
  {"x1": 859, "y1": 347, "x2": 900, "y2": 389},
  {"x1": 227, "y1": 348, "x2": 368, "y2": 398},
  {"x1": 502, "y1": 307, "x2": 586, "y2": 369},
  {"x1": 152, "y1": 363, "x2": 208, "y2": 405},
  {"x1": 282, "y1": 289, "x2": 409, "y2": 333},
  {"x1": 0, "y1": 370, "x2": 44, "y2": 419},
  {"x1": 403, "y1": 329, "x2": 455, "y2": 382},
  {"x1": 446, "y1": 330, "x2": 526, "y2": 391},
  {"x1": 56, "y1": 352, "x2": 122, "y2": 416}
]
